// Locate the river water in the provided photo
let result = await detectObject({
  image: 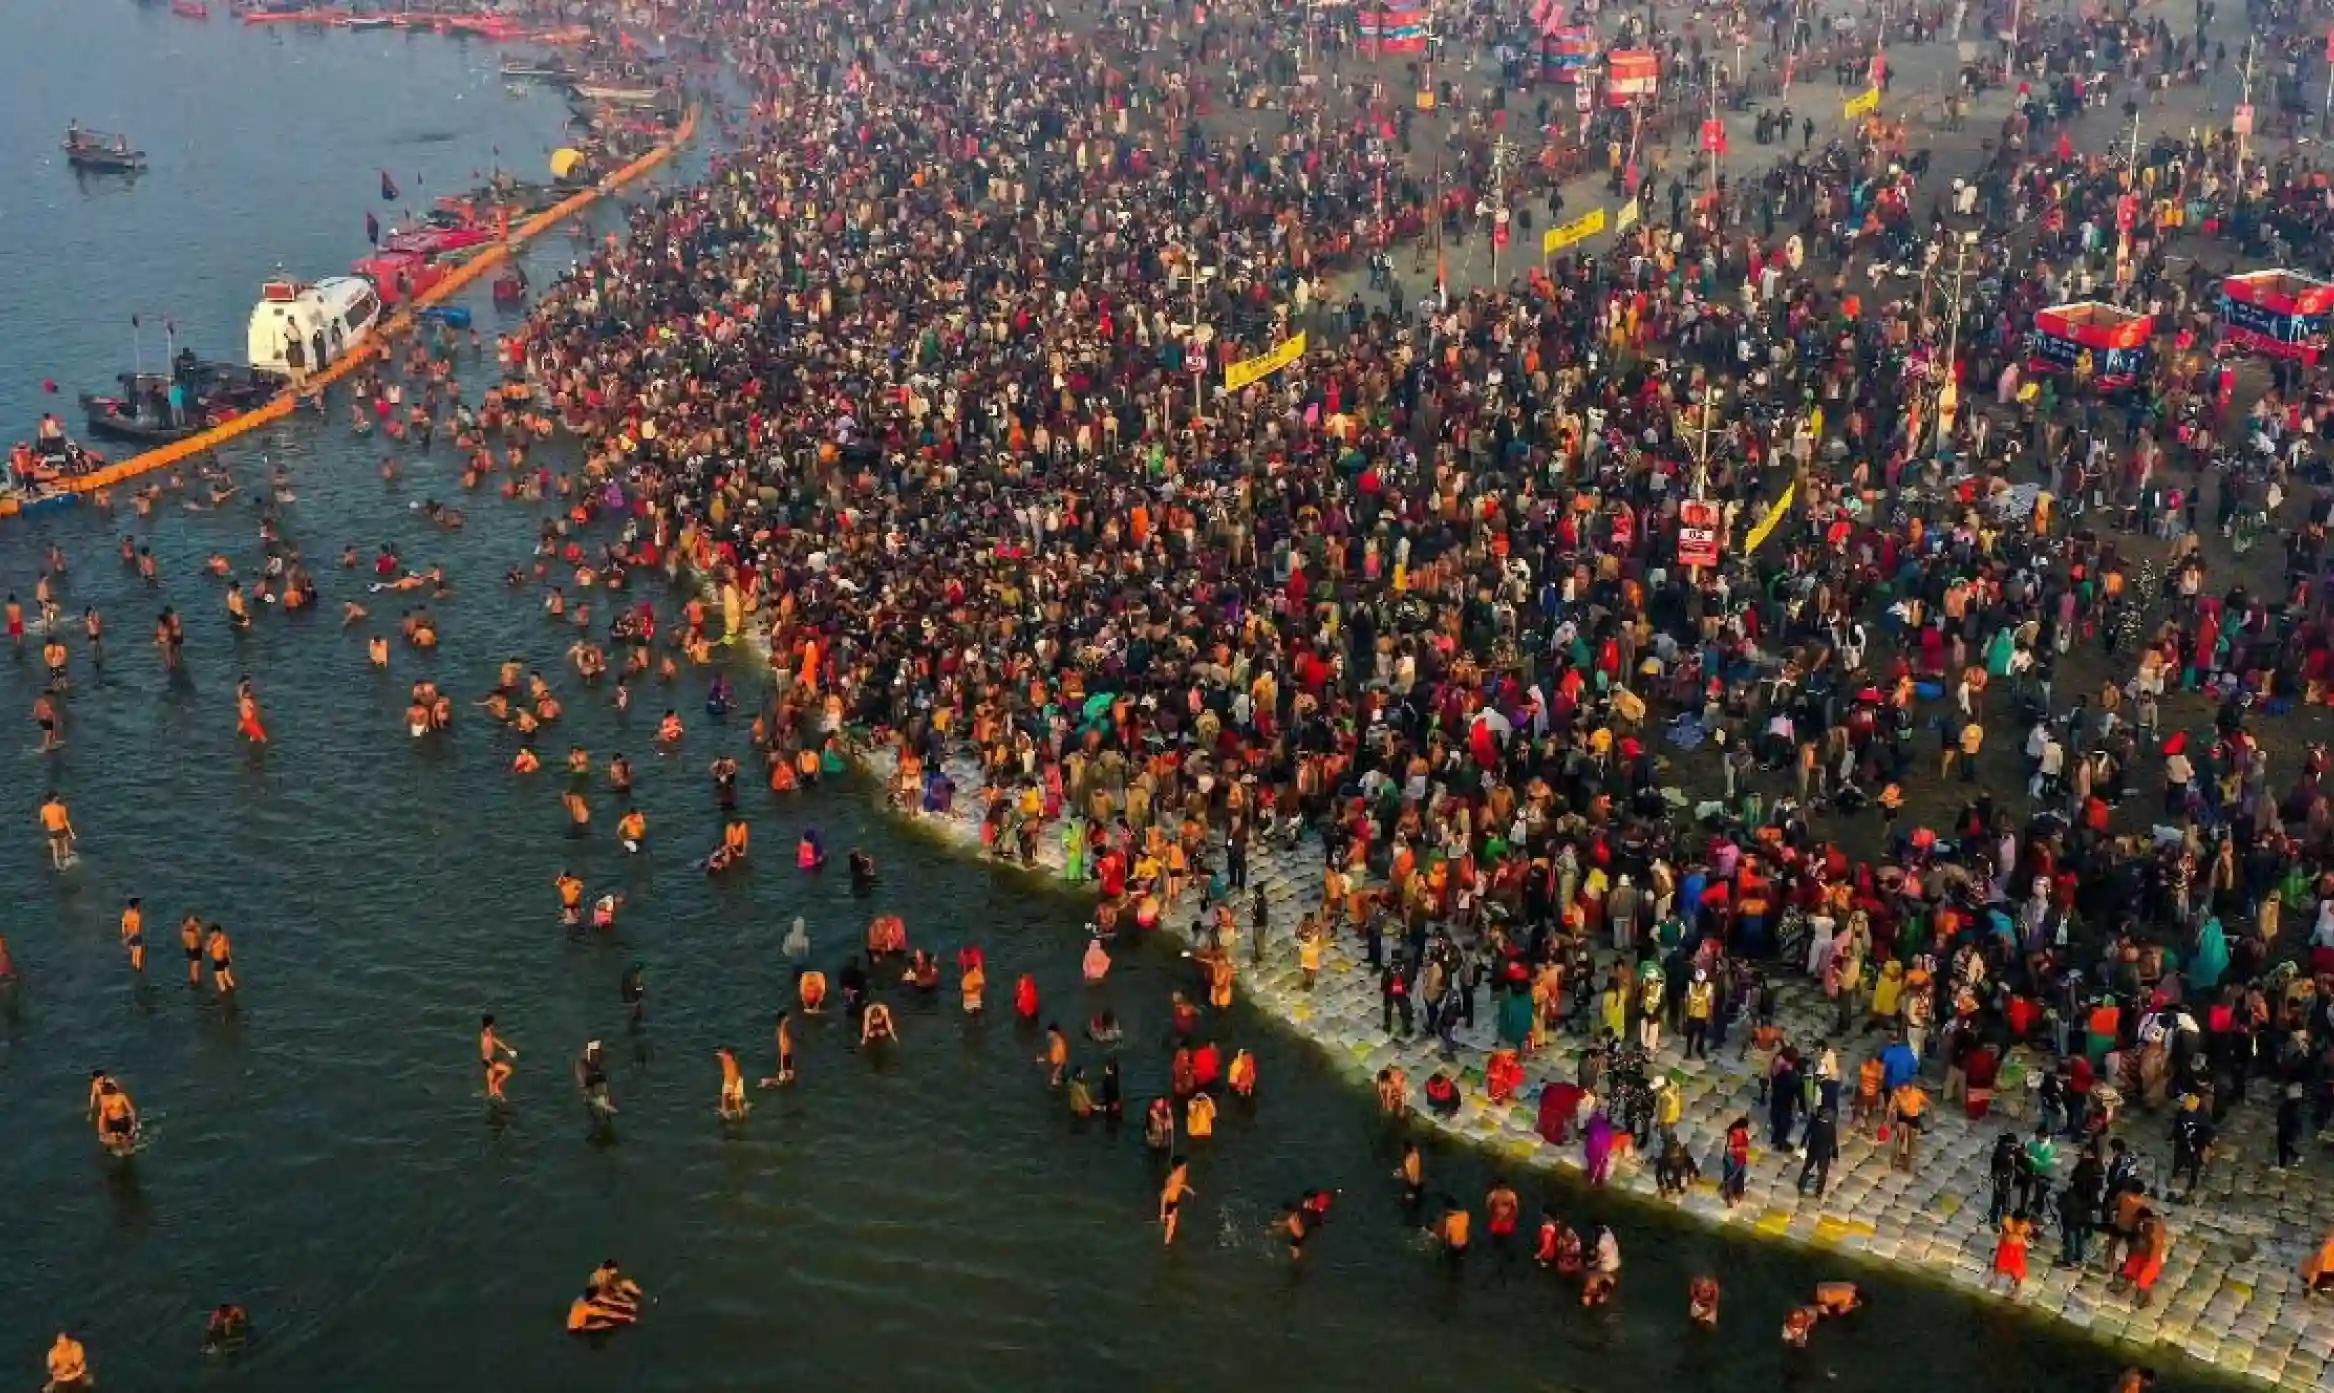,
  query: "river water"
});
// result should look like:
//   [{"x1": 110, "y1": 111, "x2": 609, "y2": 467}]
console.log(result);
[{"x1": 0, "y1": 5, "x2": 2233, "y2": 1392}]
